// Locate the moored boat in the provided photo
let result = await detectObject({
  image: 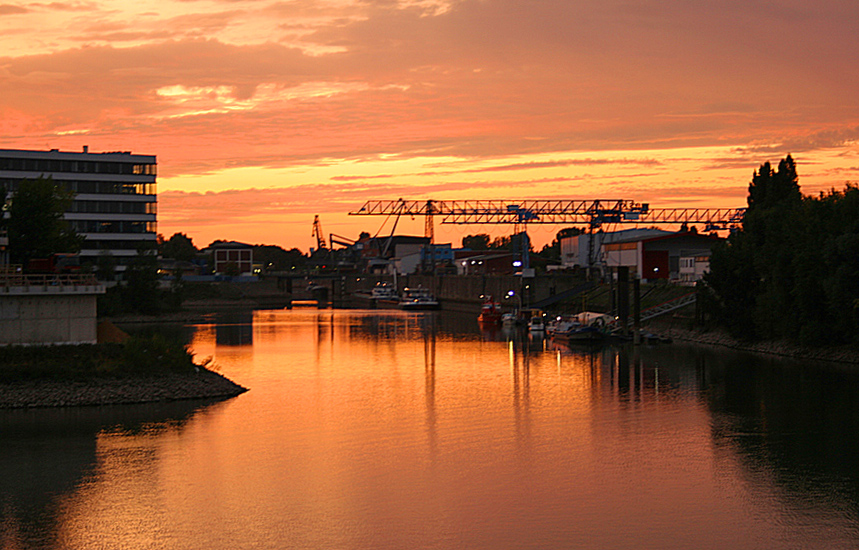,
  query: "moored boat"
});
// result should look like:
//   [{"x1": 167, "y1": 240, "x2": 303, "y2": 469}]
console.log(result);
[
  {"x1": 399, "y1": 286, "x2": 440, "y2": 310},
  {"x1": 552, "y1": 312, "x2": 613, "y2": 345},
  {"x1": 371, "y1": 282, "x2": 398, "y2": 301},
  {"x1": 501, "y1": 312, "x2": 519, "y2": 325},
  {"x1": 528, "y1": 315, "x2": 546, "y2": 333},
  {"x1": 477, "y1": 296, "x2": 503, "y2": 325}
]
